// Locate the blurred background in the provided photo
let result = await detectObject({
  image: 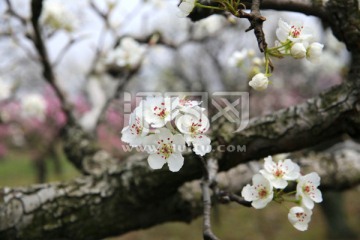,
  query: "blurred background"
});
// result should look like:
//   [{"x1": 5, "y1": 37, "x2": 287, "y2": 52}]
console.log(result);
[{"x1": 0, "y1": 0, "x2": 358, "y2": 239}]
